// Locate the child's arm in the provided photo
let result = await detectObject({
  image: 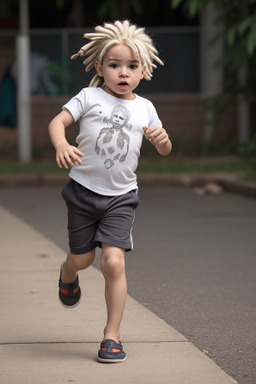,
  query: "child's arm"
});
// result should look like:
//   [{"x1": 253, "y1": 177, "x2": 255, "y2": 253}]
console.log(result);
[
  {"x1": 143, "y1": 126, "x2": 172, "y2": 156},
  {"x1": 48, "y1": 110, "x2": 84, "y2": 169}
]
